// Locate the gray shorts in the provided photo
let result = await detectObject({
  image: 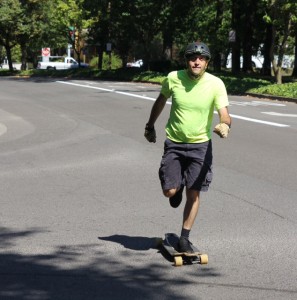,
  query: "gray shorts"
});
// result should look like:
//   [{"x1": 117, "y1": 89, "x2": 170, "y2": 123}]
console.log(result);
[{"x1": 159, "y1": 139, "x2": 213, "y2": 192}]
